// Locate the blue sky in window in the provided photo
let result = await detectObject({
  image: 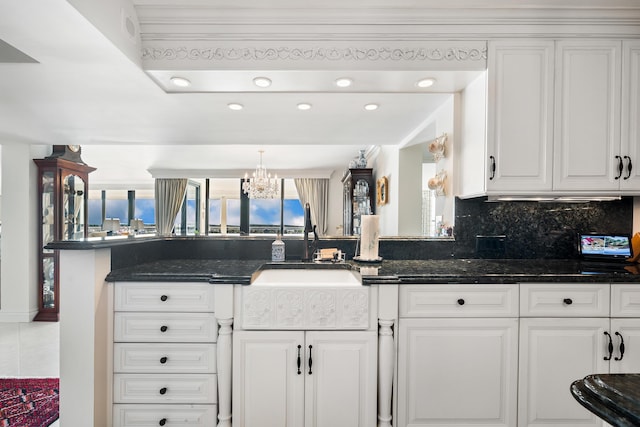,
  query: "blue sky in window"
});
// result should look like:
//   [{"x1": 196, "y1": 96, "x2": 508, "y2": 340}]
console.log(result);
[
  {"x1": 209, "y1": 199, "x2": 304, "y2": 226},
  {"x1": 90, "y1": 197, "x2": 304, "y2": 227},
  {"x1": 135, "y1": 199, "x2": 155, "y2": 224}
]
